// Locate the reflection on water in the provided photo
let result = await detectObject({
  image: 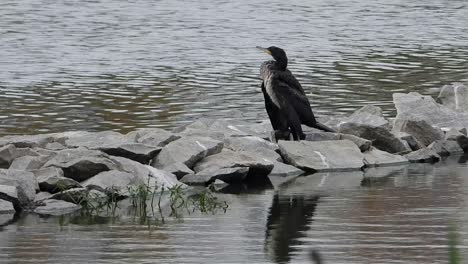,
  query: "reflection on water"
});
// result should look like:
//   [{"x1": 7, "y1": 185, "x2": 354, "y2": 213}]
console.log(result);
[
  {"x1": 1, "y1": 157, "x2": 468, "y2": 263},
  {"x1": 1, "y1": 0, "x2": 468, "y2": 135}
]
